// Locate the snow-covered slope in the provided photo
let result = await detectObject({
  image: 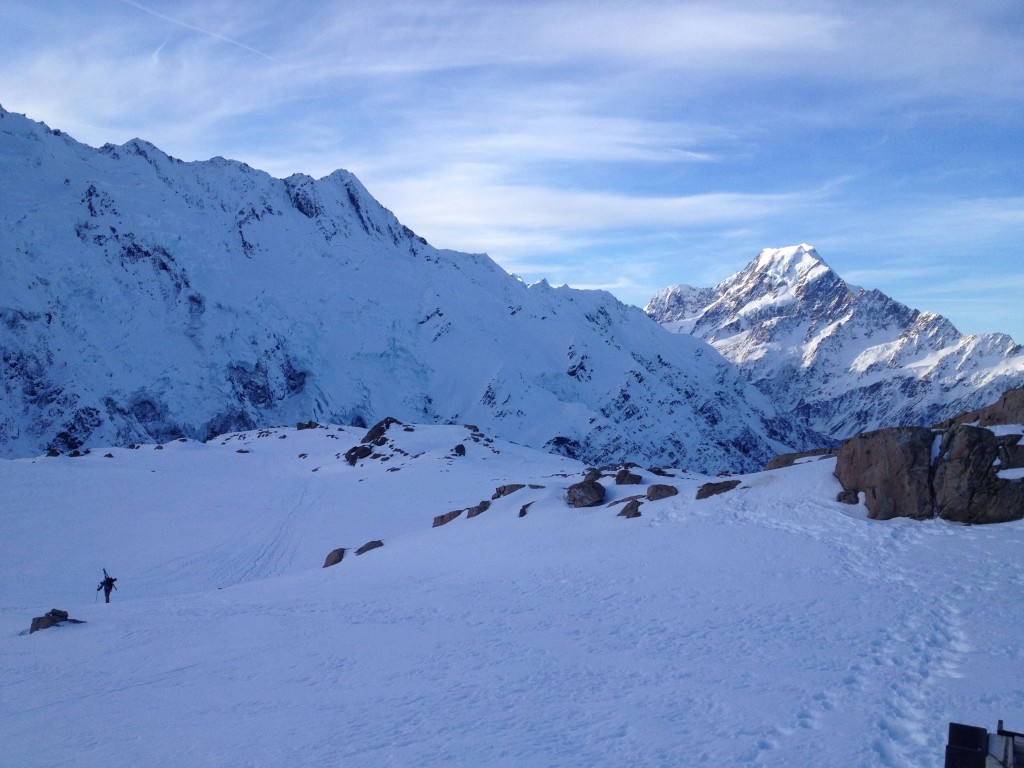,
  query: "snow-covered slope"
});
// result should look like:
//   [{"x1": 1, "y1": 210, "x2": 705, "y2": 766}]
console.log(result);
[
  {"x1": 2, "y1": 425, "x2": 1021, "y2": 767},
  {"x1": 647, "y1": 244, "x2": 1024, "y2": 440},
  {"x1": 0, "y1": 106, "x2": 806, "y2": 471}
]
